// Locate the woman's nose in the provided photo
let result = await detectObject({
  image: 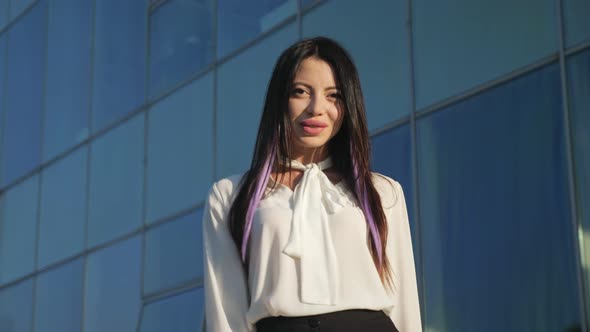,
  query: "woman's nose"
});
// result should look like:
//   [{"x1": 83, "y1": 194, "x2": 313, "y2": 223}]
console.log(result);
[{"x1": 306, "y1": 95, "x2": 325, "y2": 115}]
